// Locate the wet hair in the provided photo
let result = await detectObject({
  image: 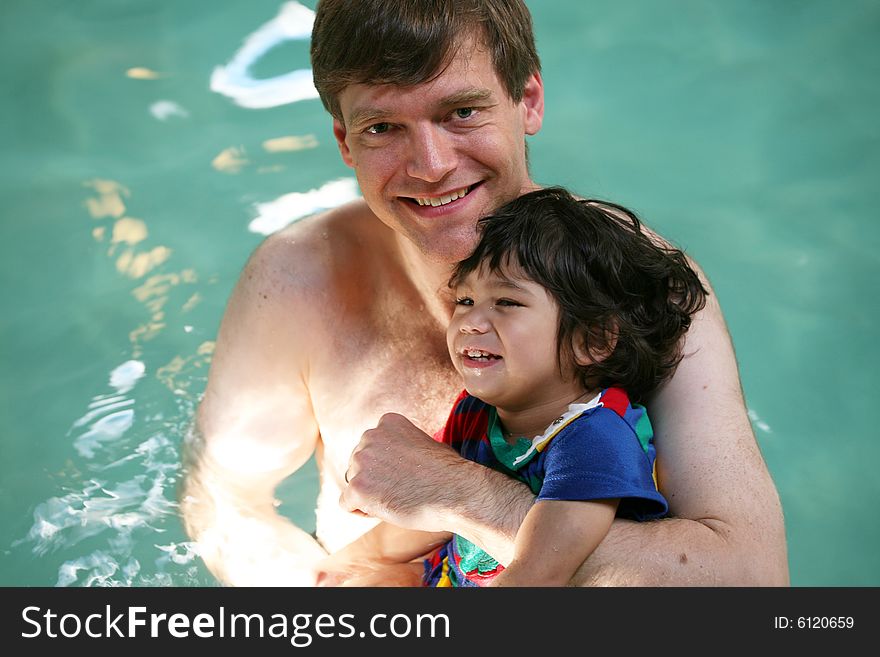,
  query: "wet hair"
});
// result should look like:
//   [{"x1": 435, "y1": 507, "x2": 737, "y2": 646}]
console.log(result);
[
  {"x1": 449, "y1": 187, "x2": 709, "y2": 401},
  {"x1": 311, "y1": 0, "x2": 541, "y2": 120}
]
